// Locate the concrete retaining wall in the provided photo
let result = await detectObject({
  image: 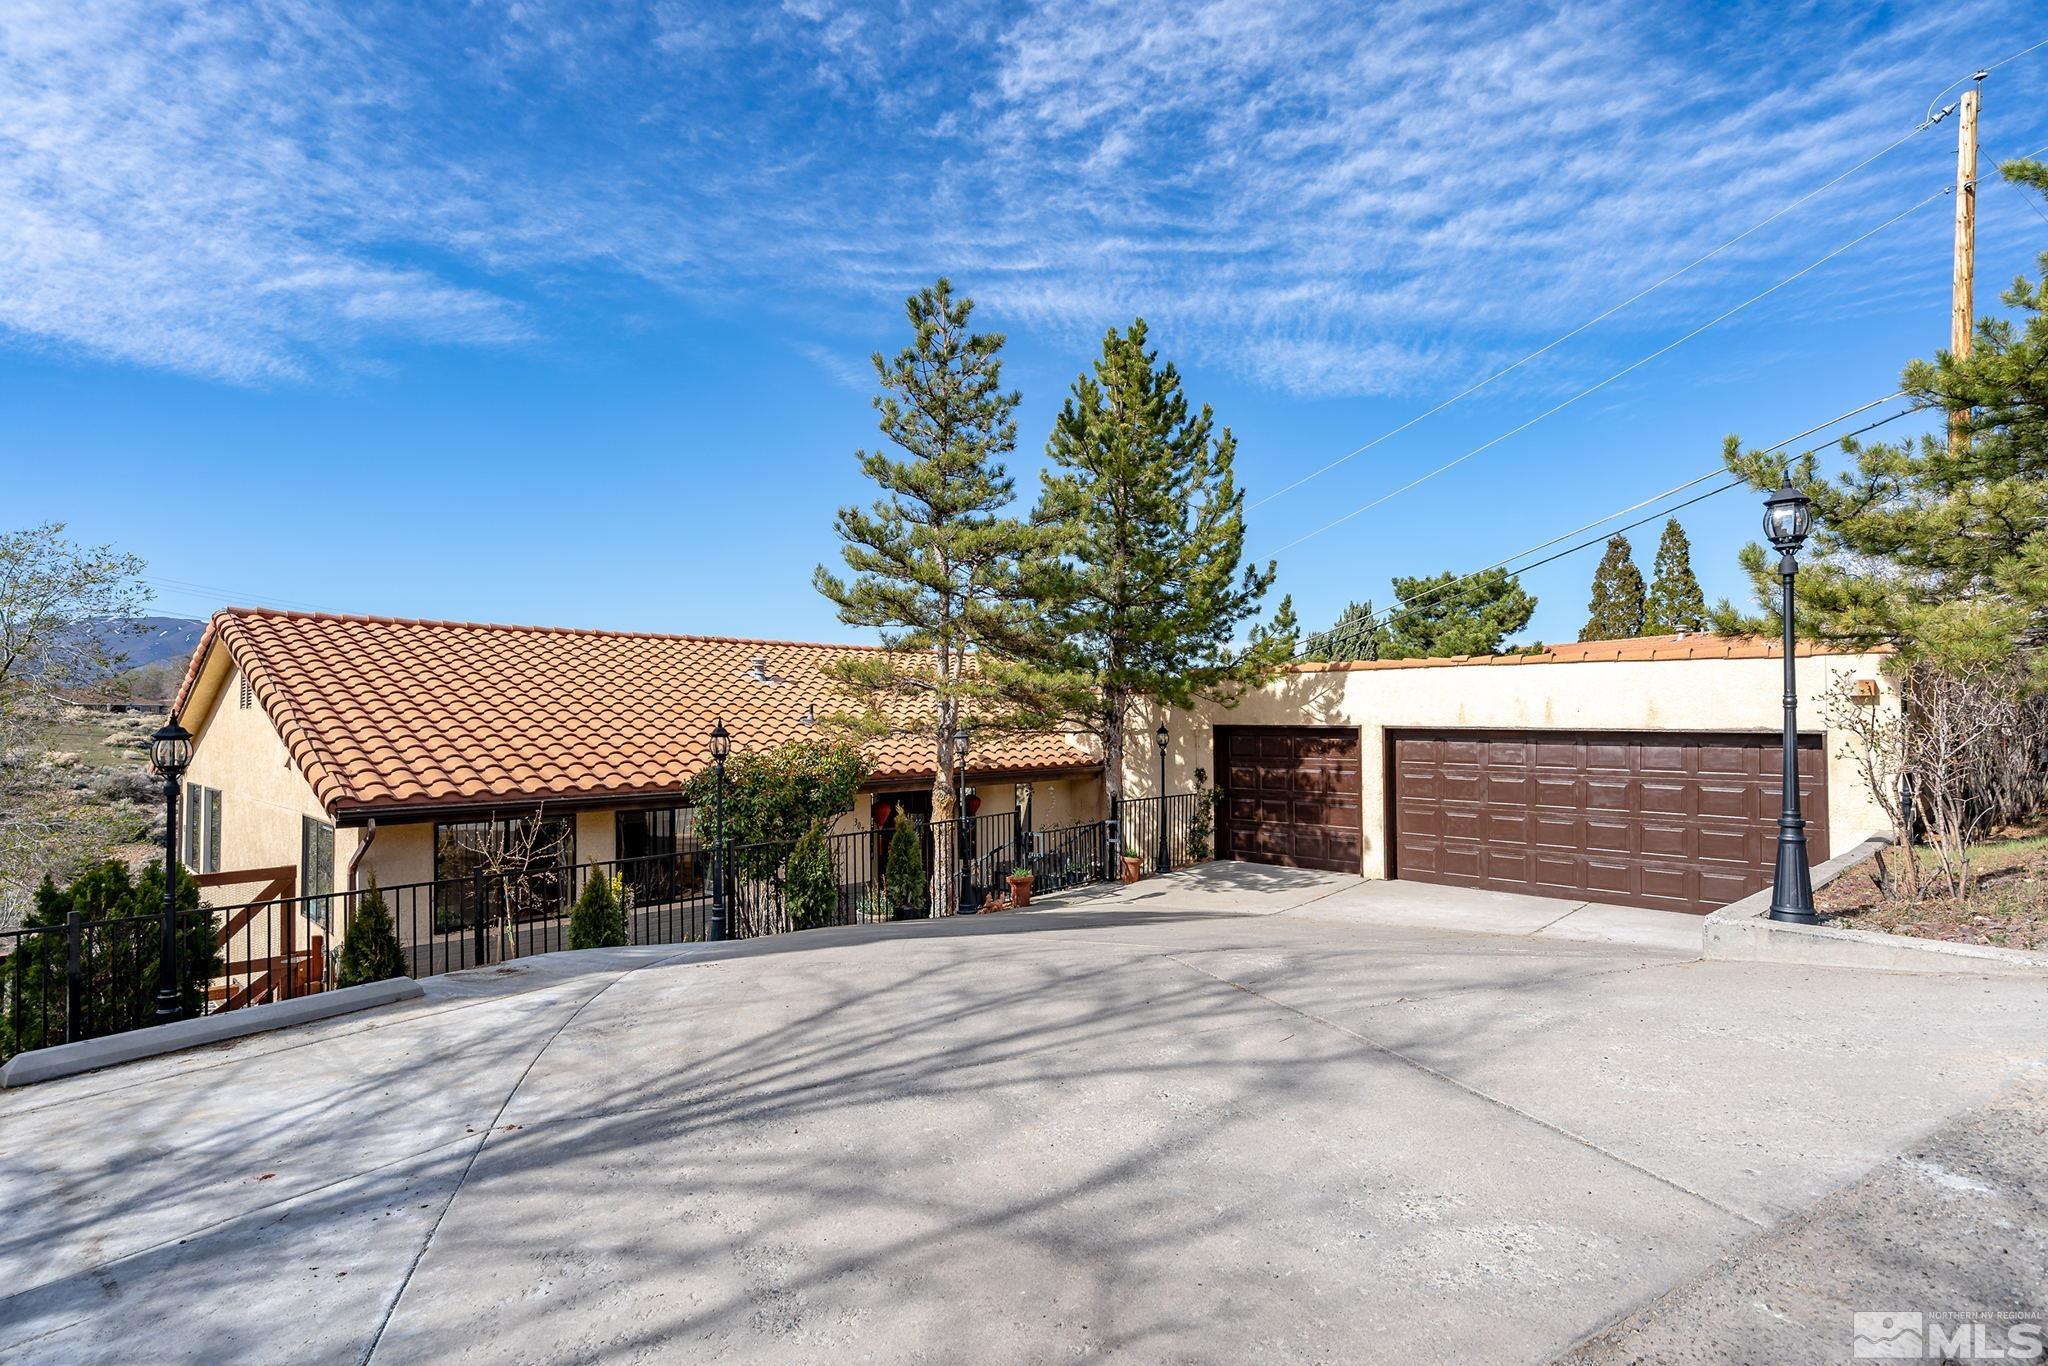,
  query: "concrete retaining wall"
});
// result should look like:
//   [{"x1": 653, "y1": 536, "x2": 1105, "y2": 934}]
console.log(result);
[{"x1": 0, "y1": 977, "x2": 424, "y2": 1088}]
